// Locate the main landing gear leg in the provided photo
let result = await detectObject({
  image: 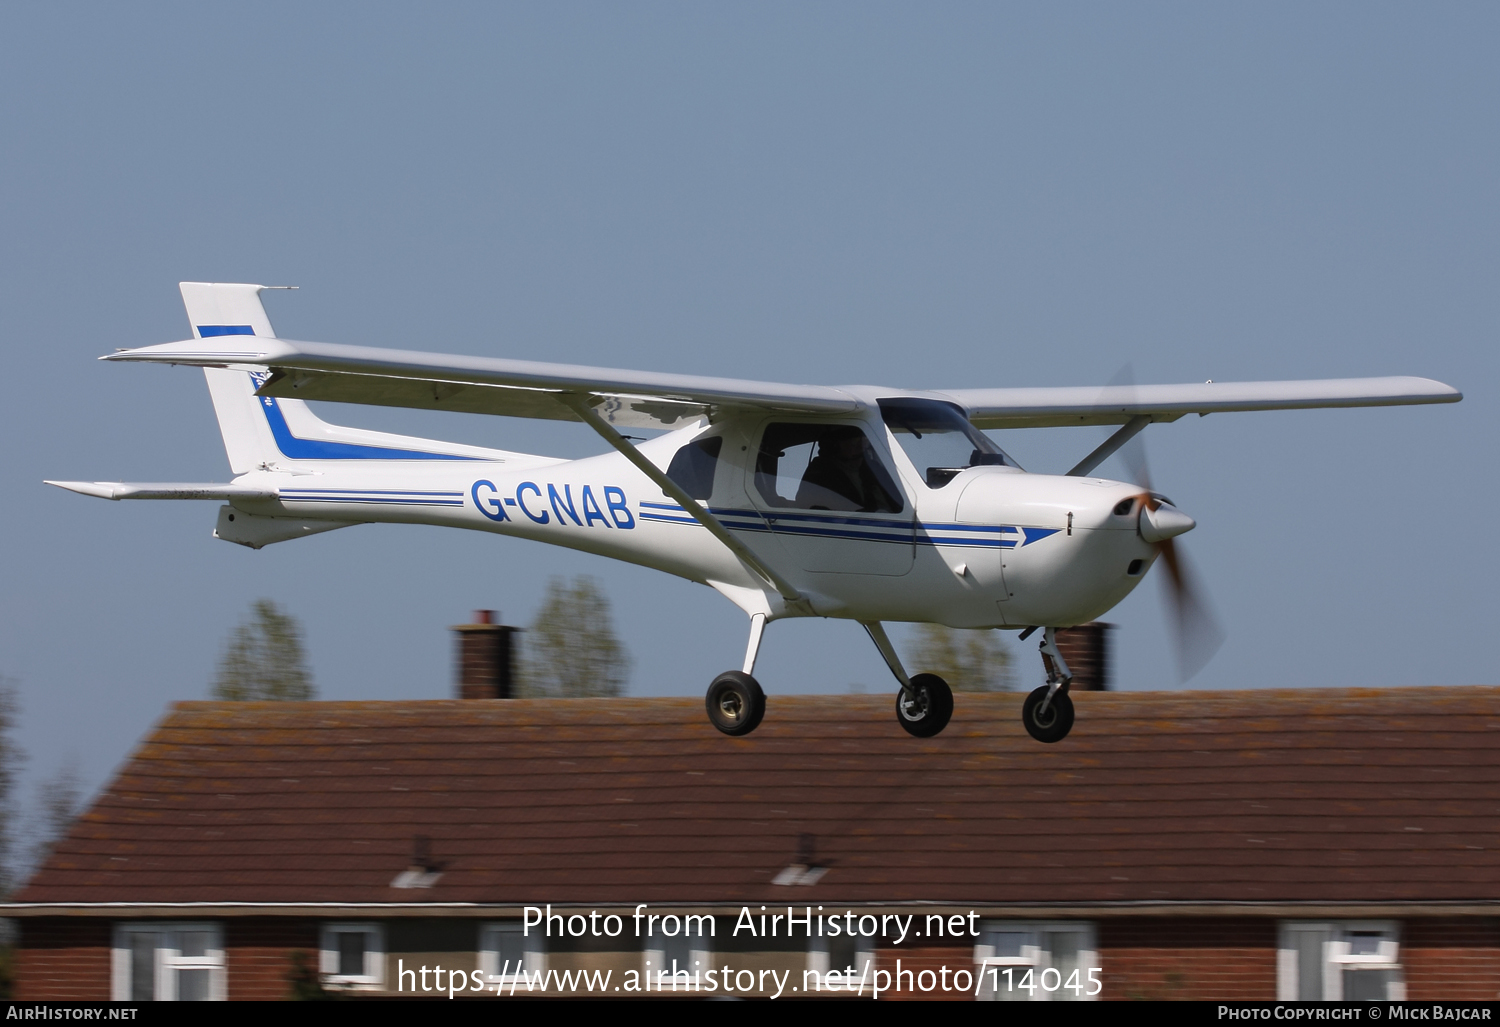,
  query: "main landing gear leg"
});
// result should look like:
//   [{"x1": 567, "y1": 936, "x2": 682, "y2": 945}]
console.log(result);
[
  {"x1": 706, "y1": 613, "x2": 767, "y2": 737},
  {"x1": 1022, "y1": 627, "x2": 1076, "y2": 743},
  {"x1": 864, "y1": 622, "x2": 953, "y2": 738}
]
